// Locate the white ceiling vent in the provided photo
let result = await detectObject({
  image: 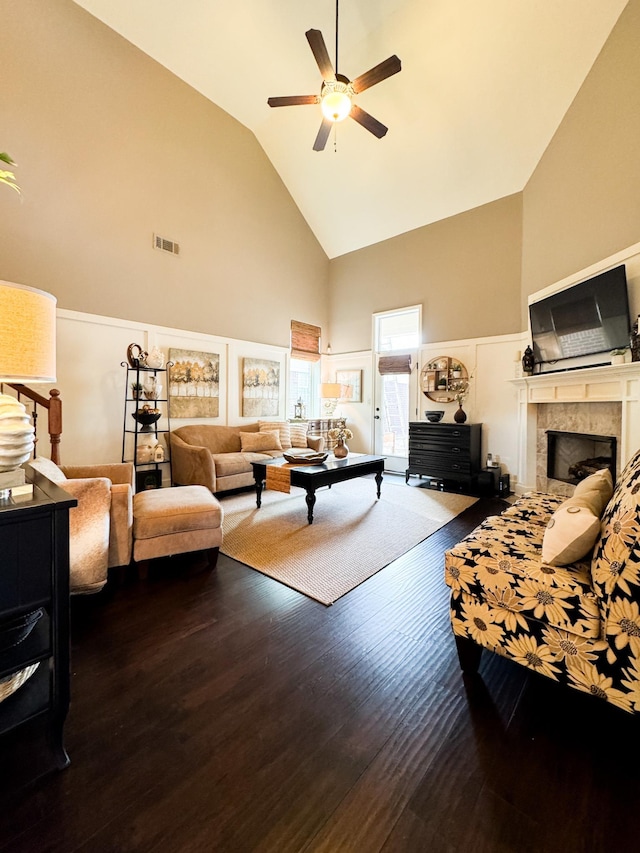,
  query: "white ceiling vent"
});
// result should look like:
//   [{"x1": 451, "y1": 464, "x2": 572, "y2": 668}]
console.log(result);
[{"x1": 153, "y1": 233, "x2": 180, "y2": 256}]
